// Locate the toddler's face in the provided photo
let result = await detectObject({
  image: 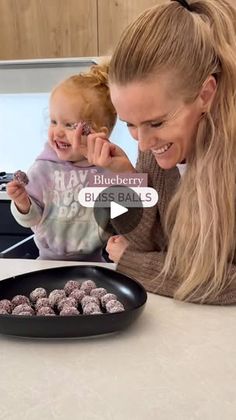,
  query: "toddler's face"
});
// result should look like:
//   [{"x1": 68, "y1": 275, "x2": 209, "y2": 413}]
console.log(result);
[{"x1": 48, "y1": 88, "x2": 88, "y2": 163}]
